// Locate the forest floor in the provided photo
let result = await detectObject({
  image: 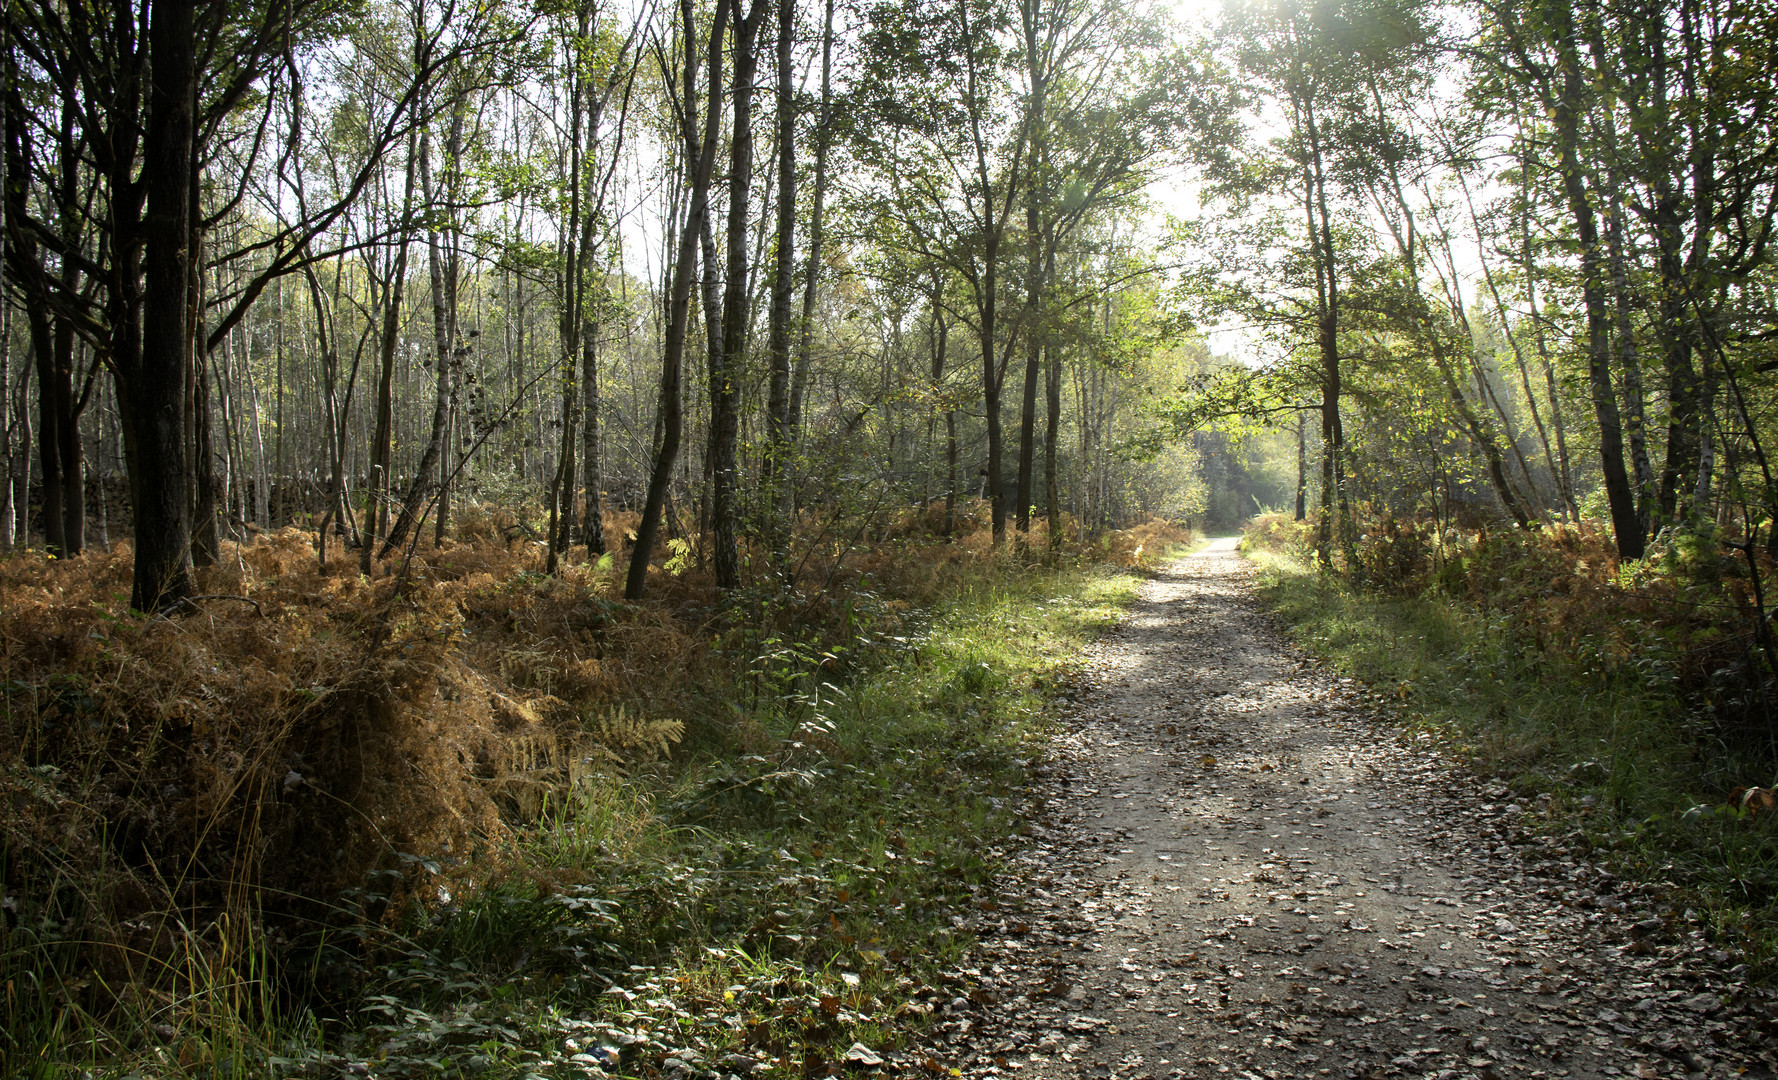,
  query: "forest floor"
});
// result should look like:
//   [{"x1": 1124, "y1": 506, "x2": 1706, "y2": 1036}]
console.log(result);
[{"x1": 936, "y1": 538, "x2": 1777, "y2": 1080}]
